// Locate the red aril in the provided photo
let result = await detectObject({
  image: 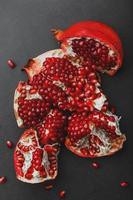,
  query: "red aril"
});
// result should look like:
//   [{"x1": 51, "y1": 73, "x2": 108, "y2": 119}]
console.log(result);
[
  {"x1": 6, "y1": 140, "x2": 14, "y2": 148},
  {"x1": 91, "y1": 162, "x2": 100, "y2": 169},
  {"x1": 120, "y1": 181, "x2": 129, "y2": 187},
  {"x1": 59, "y1": 190, "x2": 66, "y2": 198},
  {"x1": 0, "y1": 176, "x2": 7, "y2": 184},
  {"x1": 7, "y1": 59, "x2": 16, "y2": 69}
]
